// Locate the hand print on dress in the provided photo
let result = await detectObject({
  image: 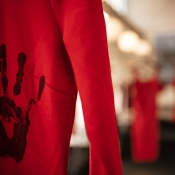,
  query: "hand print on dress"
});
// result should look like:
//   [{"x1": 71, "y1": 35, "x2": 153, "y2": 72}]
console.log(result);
[{"x1": 0, "y1": 44, "x2": 45, "y2": 162}]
